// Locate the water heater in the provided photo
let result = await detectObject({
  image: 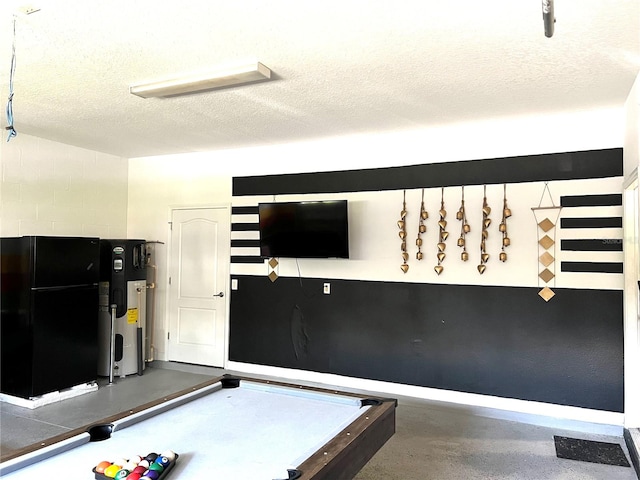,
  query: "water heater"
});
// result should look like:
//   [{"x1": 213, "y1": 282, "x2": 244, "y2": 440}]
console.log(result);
[{"x1": 98, "y1": 239, "x2": 146, "y2": 377}]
